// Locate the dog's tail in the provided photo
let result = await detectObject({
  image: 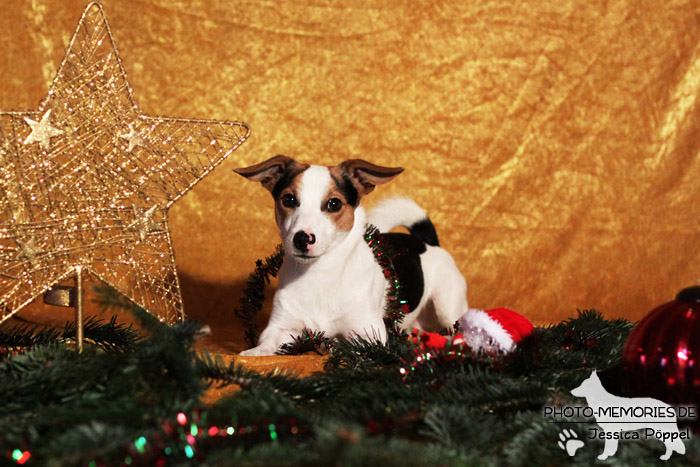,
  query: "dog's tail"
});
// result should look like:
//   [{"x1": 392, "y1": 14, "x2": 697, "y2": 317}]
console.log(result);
[{"x1": 367, "y1": 197, "x2": 439, "y2": 246}]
